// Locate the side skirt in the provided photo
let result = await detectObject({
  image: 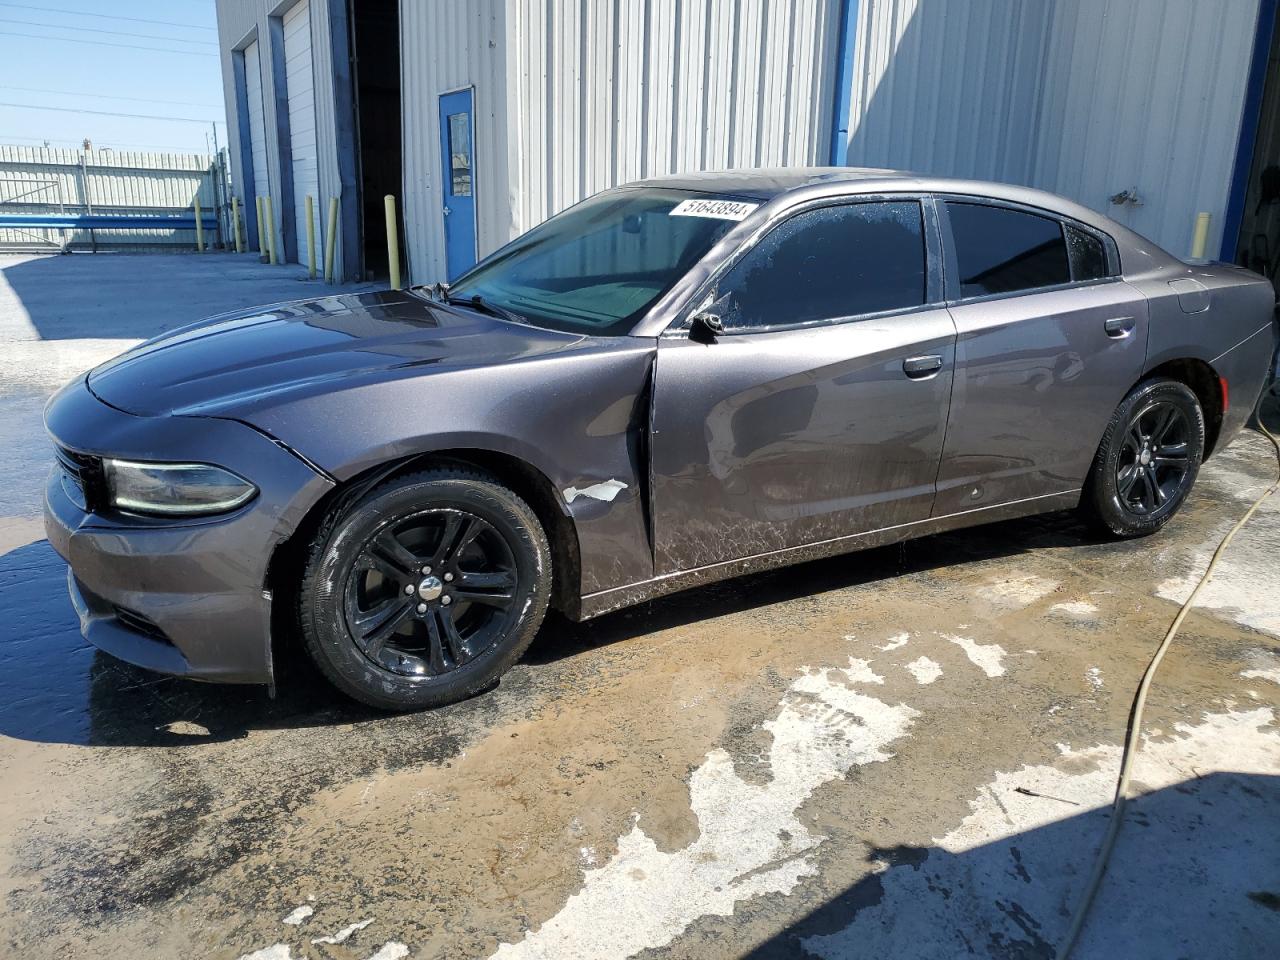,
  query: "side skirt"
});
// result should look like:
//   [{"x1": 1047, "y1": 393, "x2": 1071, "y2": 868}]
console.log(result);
[{"x1": 576, "y1": 489, "x2": 1082, "y2": 620}]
